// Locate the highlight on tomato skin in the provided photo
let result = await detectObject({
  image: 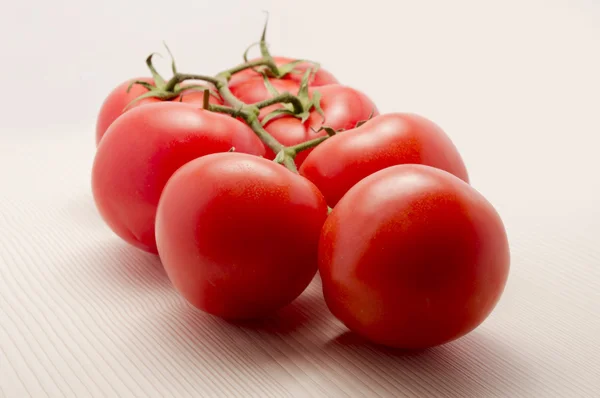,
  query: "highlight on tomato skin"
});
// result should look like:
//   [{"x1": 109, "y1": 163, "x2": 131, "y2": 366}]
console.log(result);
[
  {"x1": 300, "y1": 113, "x2": 469, "y2": 206},
  {"x1": 91, "y1": 102, "x2": 265, "y2": 254},
  {"x1": 318, "y1": 164, "x2": 510, "y2": 349},
  {"x1": 155, "y1": 152, "x2": 328, "y2": 320}
]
